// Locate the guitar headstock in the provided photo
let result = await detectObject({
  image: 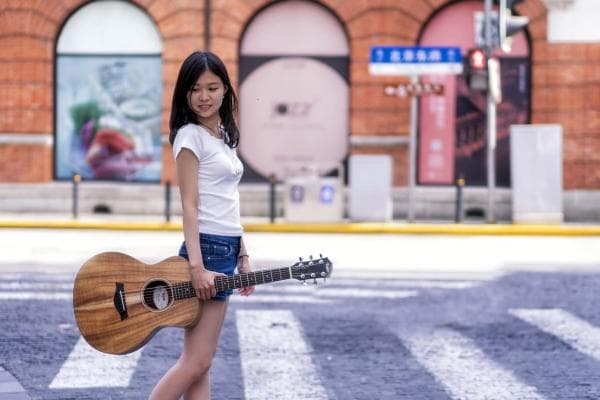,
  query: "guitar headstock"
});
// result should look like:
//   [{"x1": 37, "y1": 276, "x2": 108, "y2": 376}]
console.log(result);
[{"x1": 290, "y1": 255, "x2": 333, "y2": 284}]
